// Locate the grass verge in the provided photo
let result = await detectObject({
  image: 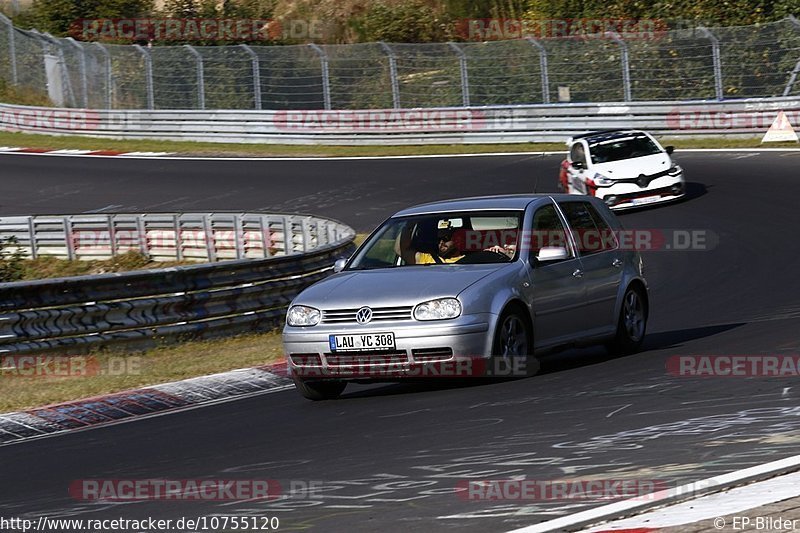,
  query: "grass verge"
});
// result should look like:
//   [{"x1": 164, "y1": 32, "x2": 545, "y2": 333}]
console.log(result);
[
  {"x1": 0, "y1": 130, "x2": 797, "y2": 158},
  {"x1": 0, "y1": 331, "x2": 286, "y2": 413}
]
